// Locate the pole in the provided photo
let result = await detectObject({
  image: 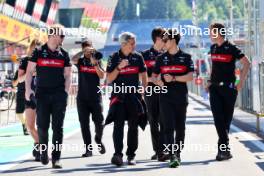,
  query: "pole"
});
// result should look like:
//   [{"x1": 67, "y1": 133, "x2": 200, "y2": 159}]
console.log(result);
[
  {"x1": 230, "y1": 0, "x2": 233, "y2": 31},
  {"x1": 136, "y1": 2, "x2": 140, "y2": 20},
  {"x1": 0, "y1": 0, "x2": 6, "y2": 13}
]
